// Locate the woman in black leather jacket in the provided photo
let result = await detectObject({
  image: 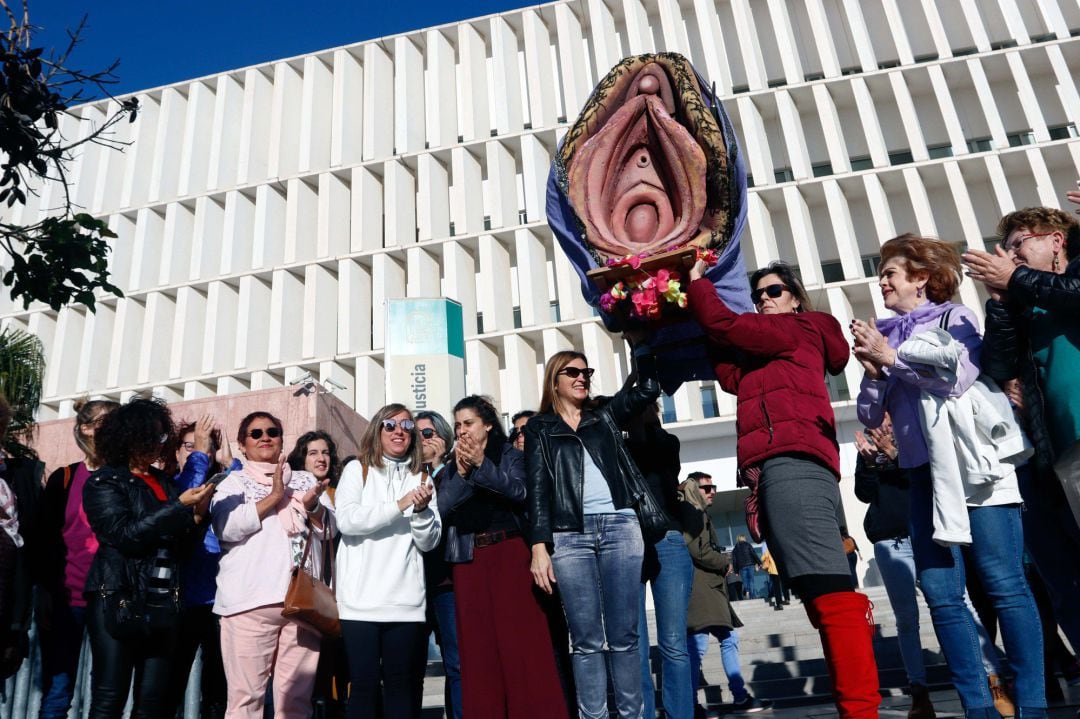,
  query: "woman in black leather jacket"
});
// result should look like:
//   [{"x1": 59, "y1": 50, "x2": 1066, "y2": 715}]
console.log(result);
[
  {"x1": 963, "y1": 204, "x2": 1080, "y2": 669},
  {"x1": 525, "y1": 344, "x2": 661, "y2": 719},
  {"x1": 436, "y1": 395, "x2": 567, "y2": 718},
  {"x1": 83, "y1": 398, "x2": 214, "y2": 719}
]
